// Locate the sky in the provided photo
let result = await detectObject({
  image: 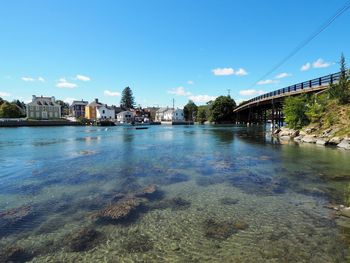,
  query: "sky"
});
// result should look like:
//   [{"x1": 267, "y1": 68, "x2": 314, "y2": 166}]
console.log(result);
[{"x1": 1, "y1": 0, "x2": 350, "y2": 108}]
